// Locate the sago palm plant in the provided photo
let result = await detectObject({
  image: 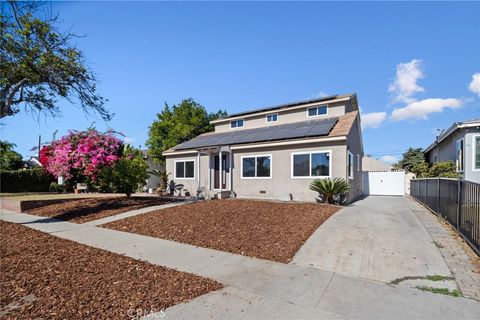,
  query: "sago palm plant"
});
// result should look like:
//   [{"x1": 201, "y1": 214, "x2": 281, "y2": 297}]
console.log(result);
[
  {"x1": 309, "y1": 178, "x2": 350, "y2": 204},
  {"x1": 148, "y1": 169, "x2": 170, "y2": 191}
]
